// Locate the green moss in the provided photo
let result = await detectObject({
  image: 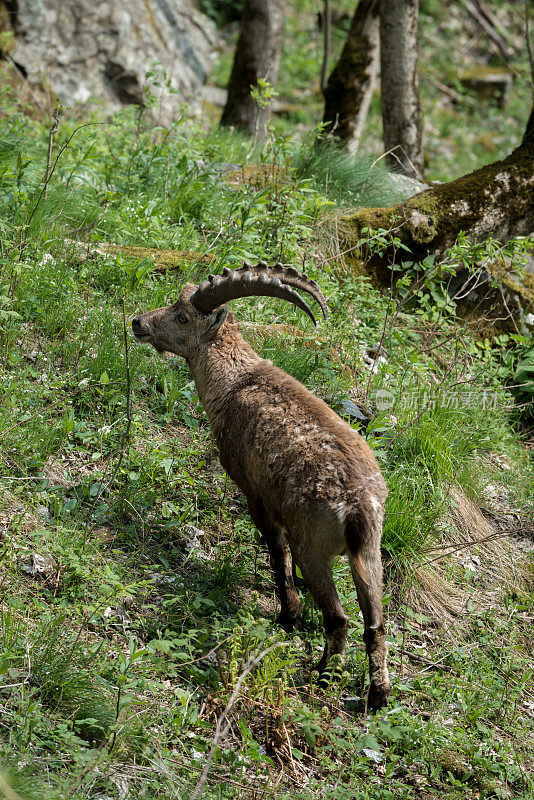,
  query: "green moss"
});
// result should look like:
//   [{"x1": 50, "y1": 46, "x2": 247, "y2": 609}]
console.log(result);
[
  {"x1": 523, "y1": 272, "x2": 534, "y2": 298},
  {"x1": 499, "y1": 272, "x2": 534, "y2": 313},
  {"x1": 334, "y1": 134, "x2": 534, "y2": 335},
  {"x1": 408, "y1": 210, "x2": 437, "y2": 243},
  {"x1": 437, "y1": 750, "x2": 471, "y2": 779},
  {"x1": 337, "y1": 132, "x2": 534, "y2": 266},
  {"x1": 69, "y1": 242, "x2": 216, "y2": 271},
  {"x1": 459, "y1": 65, "x2": 512, "y2": 81}
]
